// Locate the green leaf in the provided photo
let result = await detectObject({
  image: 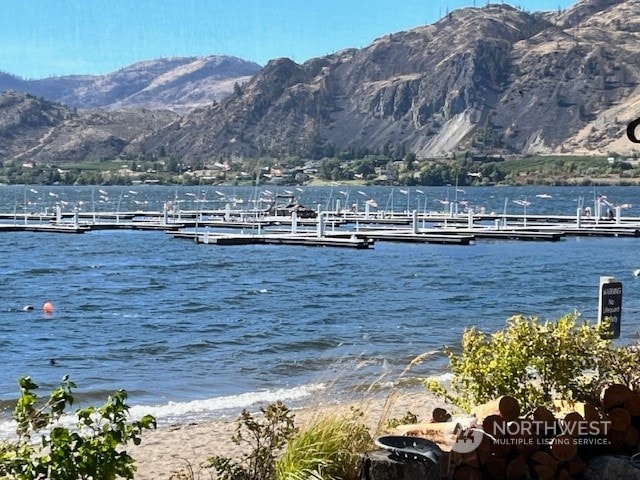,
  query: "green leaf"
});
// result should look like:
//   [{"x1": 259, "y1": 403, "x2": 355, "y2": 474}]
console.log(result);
[{"x1": 0, "y1": 376, "x2": 155, "y2": 480}]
